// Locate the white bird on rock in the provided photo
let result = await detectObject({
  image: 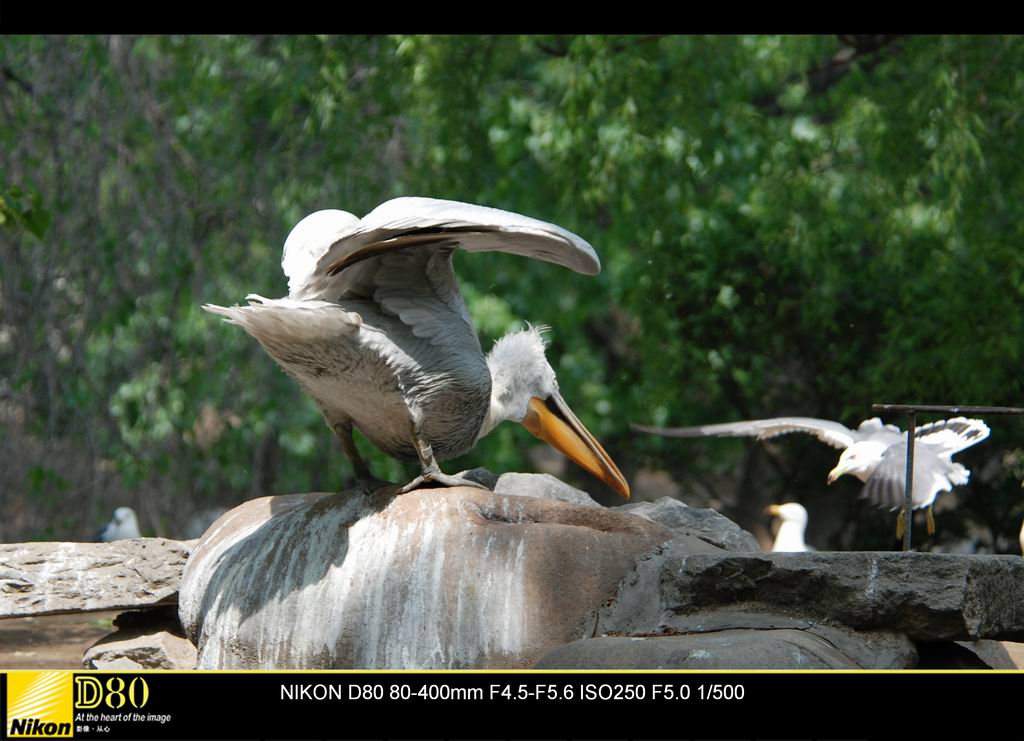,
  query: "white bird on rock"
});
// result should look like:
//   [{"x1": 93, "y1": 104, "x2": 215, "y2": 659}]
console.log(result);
[
  {"x1": 766, "y1": 502, "x2": 813, "y2": 552},
  {"x1": 98, "y1": 506, "x2": 141, "y2": 541},
  {"x1": 204, "y1": 197, "x2": 629, "y2": 498},
  {"x1": 634, "y1": 416, "x2": 989, "y2": 536}
]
